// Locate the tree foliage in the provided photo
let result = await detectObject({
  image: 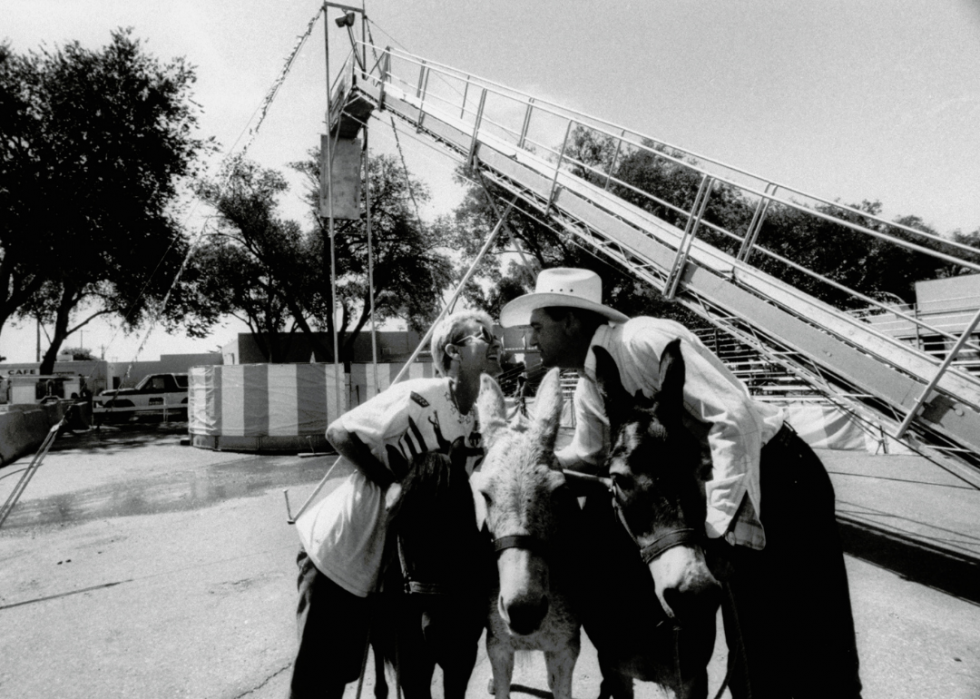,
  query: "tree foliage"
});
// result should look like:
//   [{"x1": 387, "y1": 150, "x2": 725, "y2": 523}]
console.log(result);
[
  {"x1": 443, "y1": 136, "x2": 708, "y2": 327},
  {"x1": 0, "y1": 30, "x2": 210, "y2": 373},
  {"x1": 451, "y1": 125, "x2": 979, "y2": 324},
  {"x1": 191, "y1": 150, "x2": 455, "y2": 365},
  {"x1": 292, "y1": 149, "x2": 455, "y2": 348},
  {"x1": 190, "y1": 157, "x2": 312, "y2": 362},
  {"x1": 60, "y1": 346, "x2": 95, "y2": 360}
]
